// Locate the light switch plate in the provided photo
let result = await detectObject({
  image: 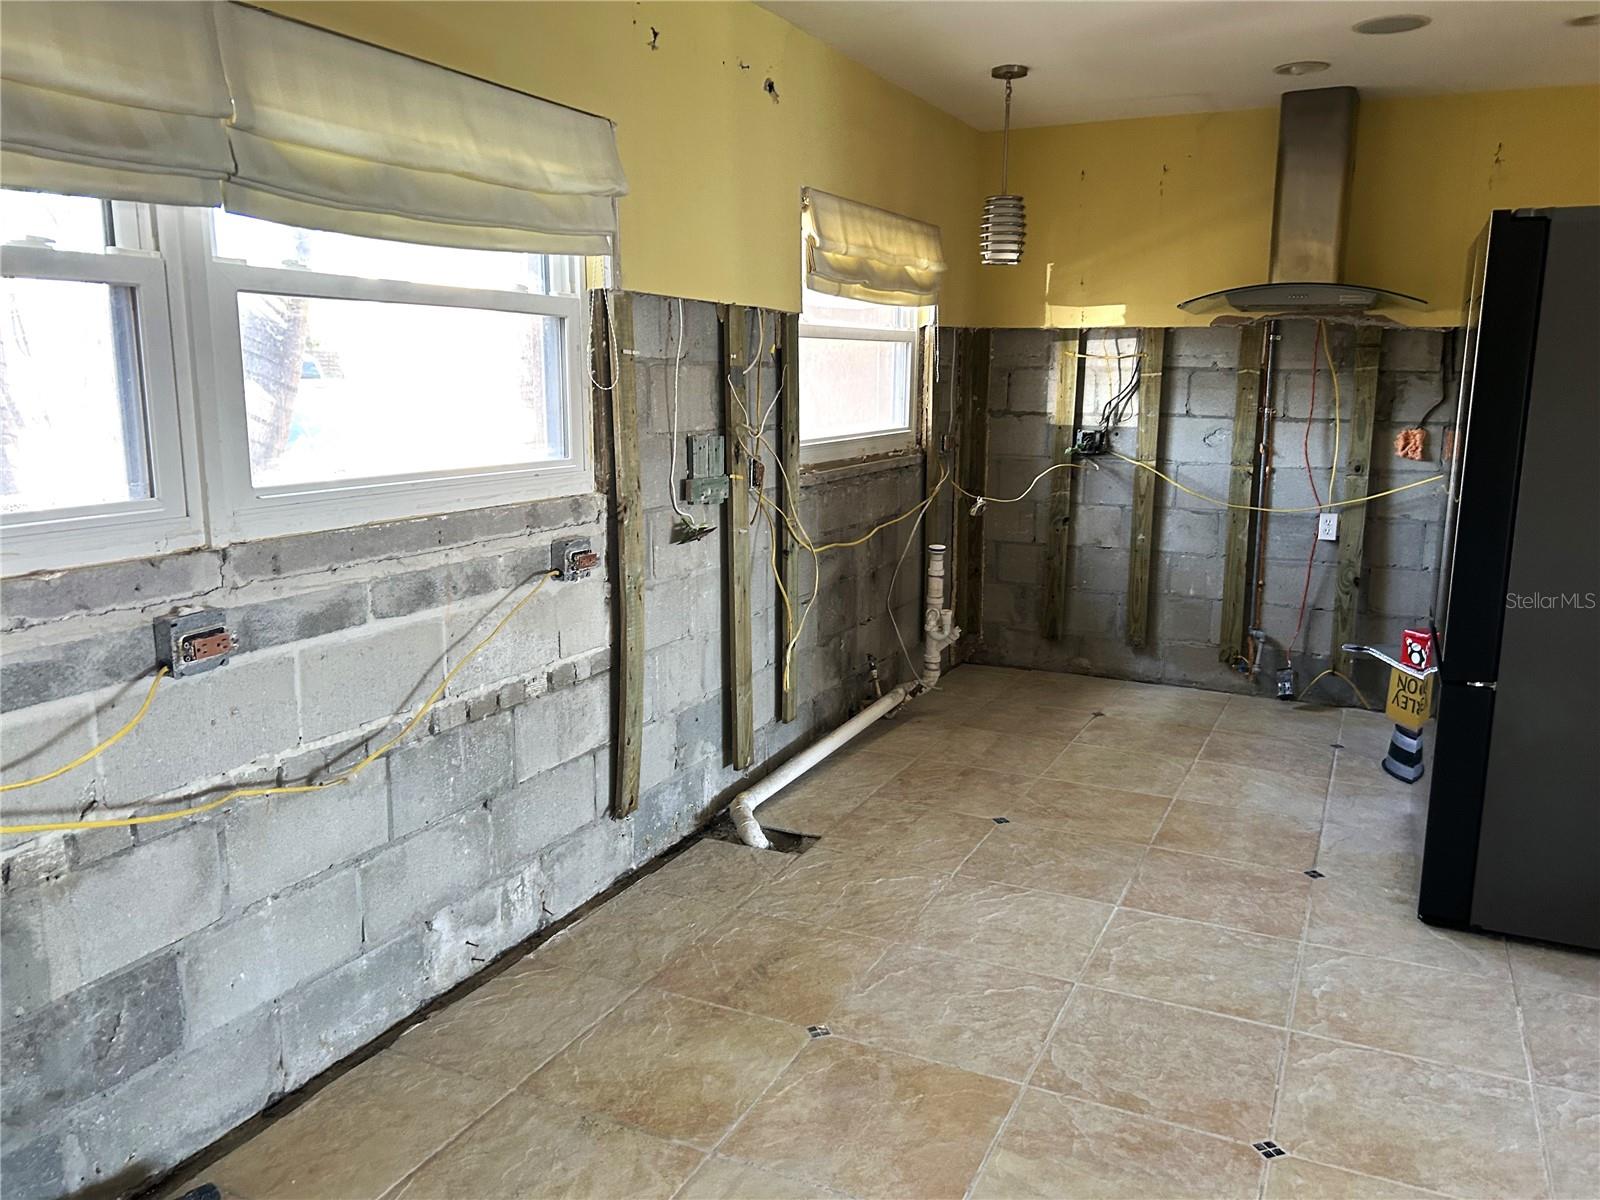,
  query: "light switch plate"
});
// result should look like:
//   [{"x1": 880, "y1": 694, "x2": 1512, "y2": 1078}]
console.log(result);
[{"x1": 1317, "y1": 513, "x2": 1340, "y2": 542}]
